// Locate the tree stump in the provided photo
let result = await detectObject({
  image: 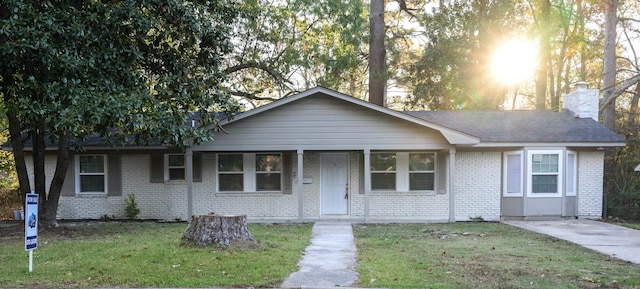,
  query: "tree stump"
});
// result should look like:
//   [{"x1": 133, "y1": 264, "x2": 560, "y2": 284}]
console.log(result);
[{"x1": 182, "y1": 213, "x2": 256, "y2": 247}]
